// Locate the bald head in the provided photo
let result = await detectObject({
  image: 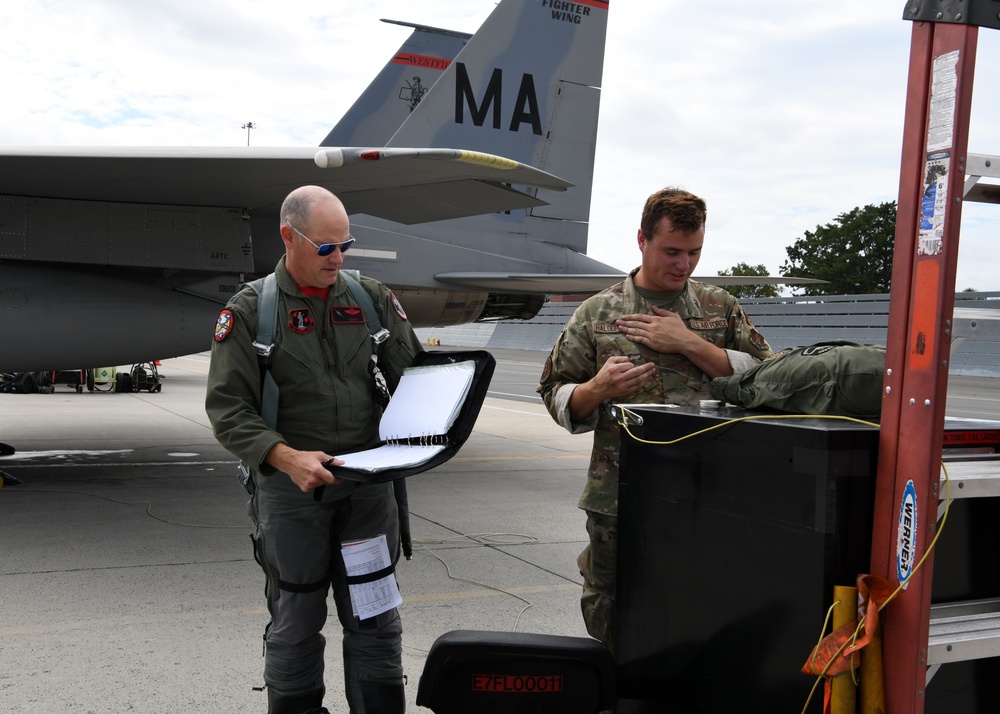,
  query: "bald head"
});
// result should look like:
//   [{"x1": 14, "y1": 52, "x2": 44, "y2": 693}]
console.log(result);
[
  {"x1": 279, "y1": 186, "x2": 351, "y2": 289},
  {"x1": 280, "y1": 185, "x2": 347, "y2": 231}
]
